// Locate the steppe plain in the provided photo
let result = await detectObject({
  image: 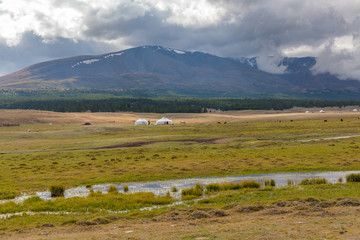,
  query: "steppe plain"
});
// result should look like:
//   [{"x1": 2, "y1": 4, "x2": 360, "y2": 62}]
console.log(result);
[{"x1": 0, "y1": 107, "x2": 360, "y2": 239}]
